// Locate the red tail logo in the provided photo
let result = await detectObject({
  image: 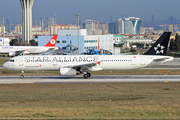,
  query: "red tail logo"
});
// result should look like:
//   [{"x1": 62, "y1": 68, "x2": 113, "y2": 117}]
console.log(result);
[{"x1": 44, "y1": 35, "x2": 58, "y2": 47}]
